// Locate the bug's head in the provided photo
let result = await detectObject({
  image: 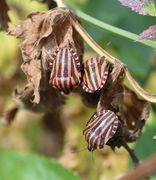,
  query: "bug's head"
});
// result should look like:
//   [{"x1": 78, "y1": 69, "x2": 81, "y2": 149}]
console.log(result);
[{"x1": 87, "y1": 144, "x2": 95, "y2": 152}]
